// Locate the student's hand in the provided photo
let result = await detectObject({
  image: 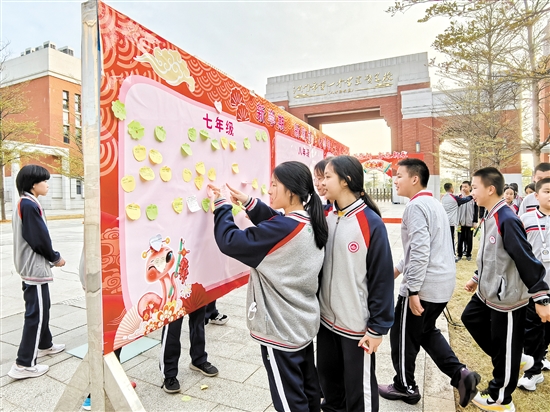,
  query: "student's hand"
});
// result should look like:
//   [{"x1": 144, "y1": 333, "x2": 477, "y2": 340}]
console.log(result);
[
  {"x1": 394, "y1": 267, "x2": 401, "y2": 279},
  {"x1": 409, "y1": 295, "x2": 424, "y2": 316},
  {"x1": 54, "y1": 258, "x2": 66, "y2": 267},
  {"x1": 464, "y1": 279, "x2": 478, "y2": 293},
  {"x1": 536, "y1": 303, "x2": 550, "y2": 323},
  {"x1": 226, "y1": 183, "x2": 249, "y2": 205},
  {"x1": 207, "y1": 184, "x2": 222, "y2": 200},
  {"x1": 358, "y1": 334, "x2": 382, "y2": 354}
]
